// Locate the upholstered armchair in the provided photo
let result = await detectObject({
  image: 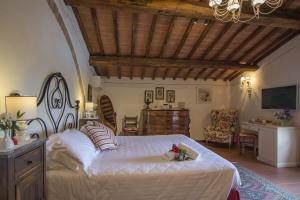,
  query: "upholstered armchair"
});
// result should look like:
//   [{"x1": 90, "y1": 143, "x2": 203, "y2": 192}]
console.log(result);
[{"x1": 204, "y1": 109, "x2": 239, "y2": 149}]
